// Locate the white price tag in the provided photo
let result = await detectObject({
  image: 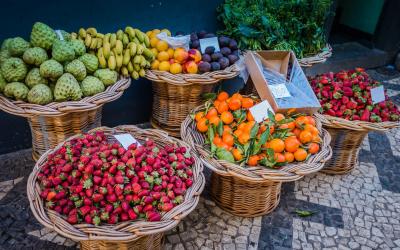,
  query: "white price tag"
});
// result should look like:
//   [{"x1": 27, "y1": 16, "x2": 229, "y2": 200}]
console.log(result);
[
  {"x1": 268, "y1": 84, "x2": 291, "y2": 99},
  {"x1": 249, "y1": 100, "x2": 275, "y2": 123},
  {"x1": 370, "y1": 85, "x2": 385, "y2": 104},
  {"x1": 114, "y1": 134, "x2": 141, "y2": 149},
  {"x1": 199, "y1": 37, "x2": 220, "y2": 54}
]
